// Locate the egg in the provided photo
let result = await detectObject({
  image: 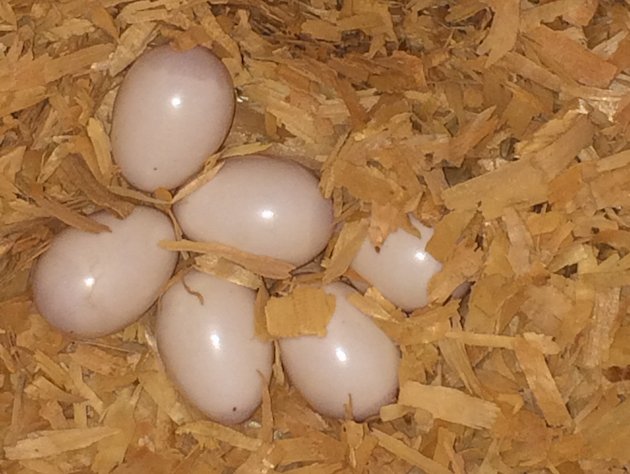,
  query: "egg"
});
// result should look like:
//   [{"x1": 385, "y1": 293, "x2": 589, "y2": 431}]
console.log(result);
[
  {"x1": 279, "y1": 282, "x2": 400, "y2": 420},
  {"x1": 351, "y1": 216, "x2": 442, "y2": 312},
  {"x1": 32, "y1": 207, "x2": 177, "y2": 338},
  {"x1": 111, "y1": 45, "x2": 235, "y2": 191},
  {"x1": 174, "y1": 155, "x2": 334, "y2": 266},
  {"x1": 156, "y1": 271, "x2": 273, "y2": 424}
]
